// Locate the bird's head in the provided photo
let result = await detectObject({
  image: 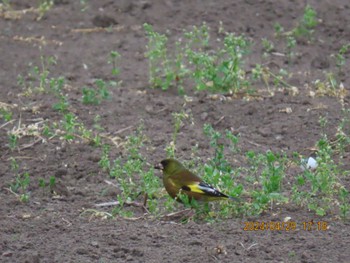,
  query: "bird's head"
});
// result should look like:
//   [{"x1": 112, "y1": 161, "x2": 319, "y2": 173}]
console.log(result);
[{"x1": 154, "y1": 159, "x2": 185, "y2": 177}]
